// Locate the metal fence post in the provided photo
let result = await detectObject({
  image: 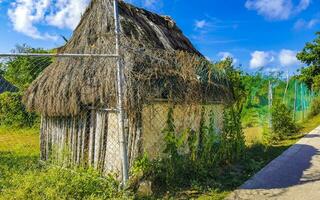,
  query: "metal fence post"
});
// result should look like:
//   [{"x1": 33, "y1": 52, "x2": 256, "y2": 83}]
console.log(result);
[
  {"x1": 113, "y1": 0, "x2": 129, "y2": 184},
  {"x1": 293, "y1": 80, "x2": 297, "y2": 121},
  {"x1": 268, "y1": 80, "x2": 273, "y2": 128}
]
